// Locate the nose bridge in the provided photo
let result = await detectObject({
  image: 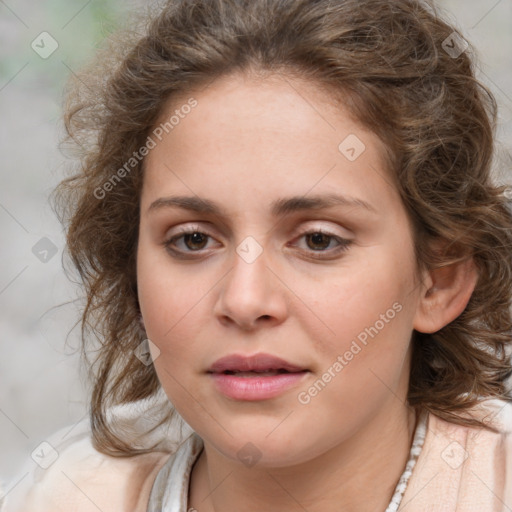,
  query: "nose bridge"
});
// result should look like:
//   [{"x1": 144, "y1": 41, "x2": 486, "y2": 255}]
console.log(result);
[
  {"x1": 229, "y1": 236, "x2": 272, "y2": 302},
  {"x1": 214, "y1": 235, "x2": 287, "y2": 328}
]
